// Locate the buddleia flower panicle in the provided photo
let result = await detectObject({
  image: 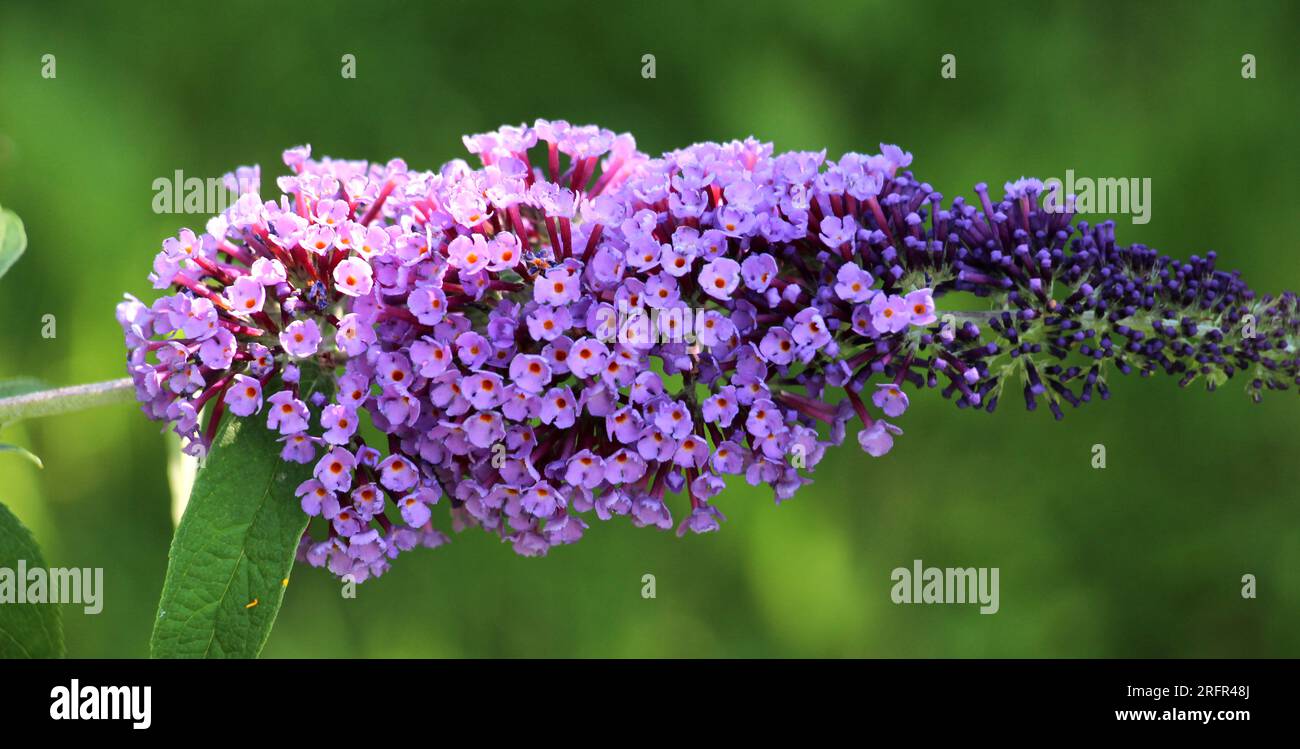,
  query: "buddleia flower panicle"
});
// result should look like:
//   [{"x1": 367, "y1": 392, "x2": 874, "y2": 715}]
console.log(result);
[{"x1": 118, "y1": 121, "x2": 1299, "y2": 582}]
